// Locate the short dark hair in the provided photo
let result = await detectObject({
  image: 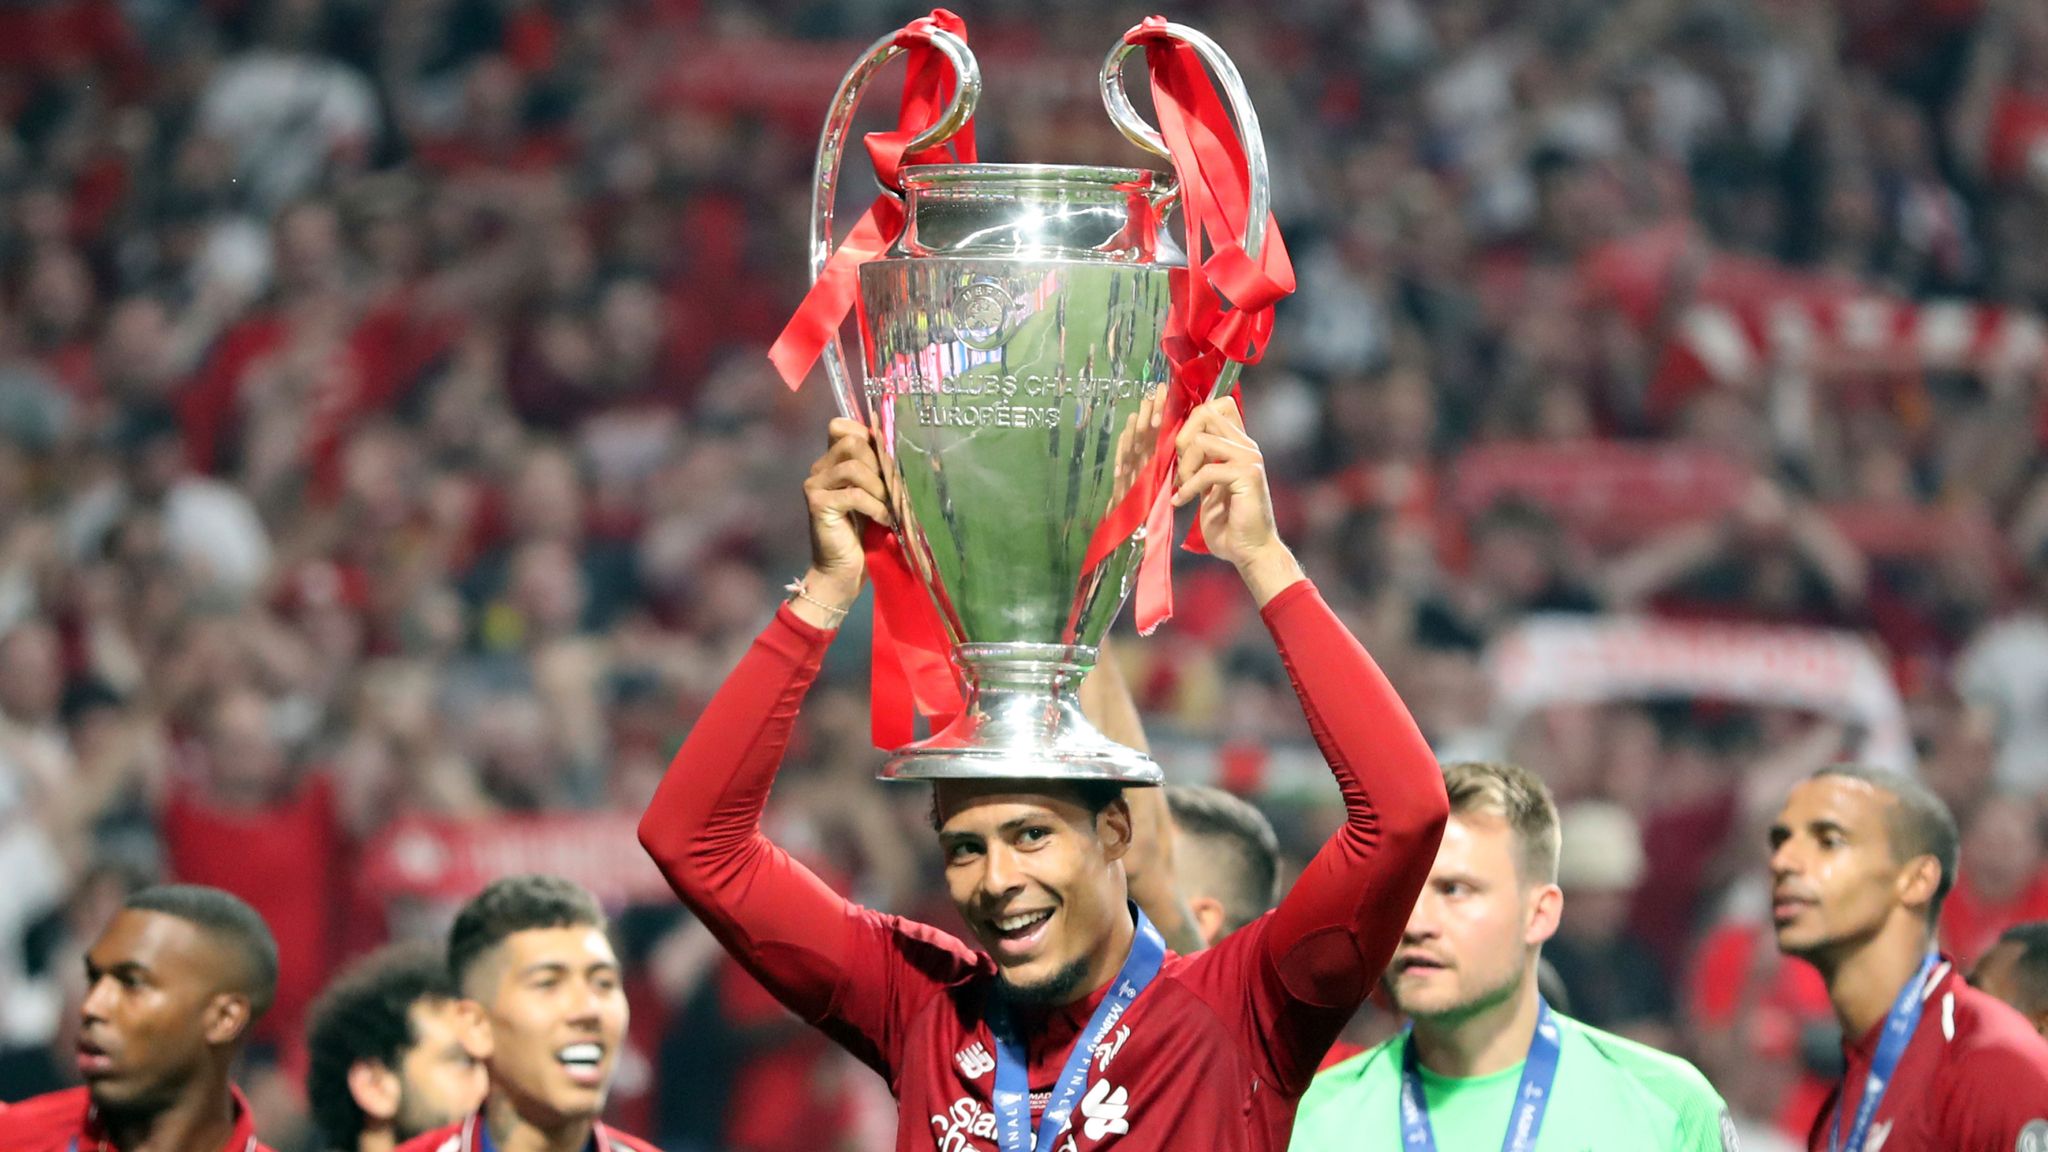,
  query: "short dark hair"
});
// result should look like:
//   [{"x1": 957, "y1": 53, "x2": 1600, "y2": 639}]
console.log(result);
[
  {"x1": 1812, "y1": 765, "x2": 1960, "y2": 923},
  {"x1": 125, "y1": 885, "x2": 278, "y2": 1018},
  {"x1": 305, "y1": 944, "x2": 459, "y2": 1151},
  {"x1": 1993, "y1": 921, "x2": 2048, "y2": 1018},
  {"x1": 447, "y1": 875, "x2": 607, "y2": 993},
  {"x1": 927, "y1": 780, "x2": 1126, "y2": 832},
  {"x1": 1165, "y1": 784, "x2": 1279, "y2": 933}
]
